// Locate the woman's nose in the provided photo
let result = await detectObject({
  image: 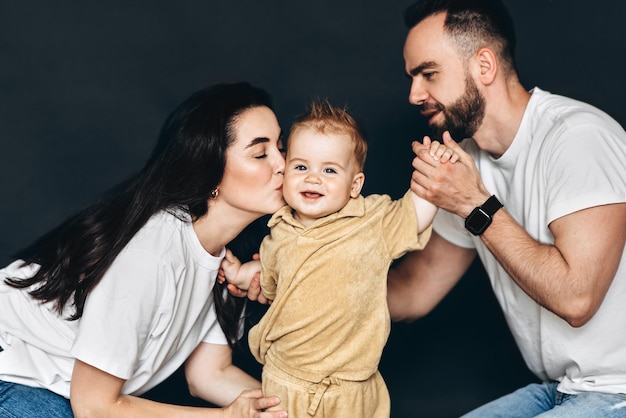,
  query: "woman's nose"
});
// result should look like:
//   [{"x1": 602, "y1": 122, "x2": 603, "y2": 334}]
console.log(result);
[{"x1": 273, "y1": 151, "x2": 285, "y2": 175}]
